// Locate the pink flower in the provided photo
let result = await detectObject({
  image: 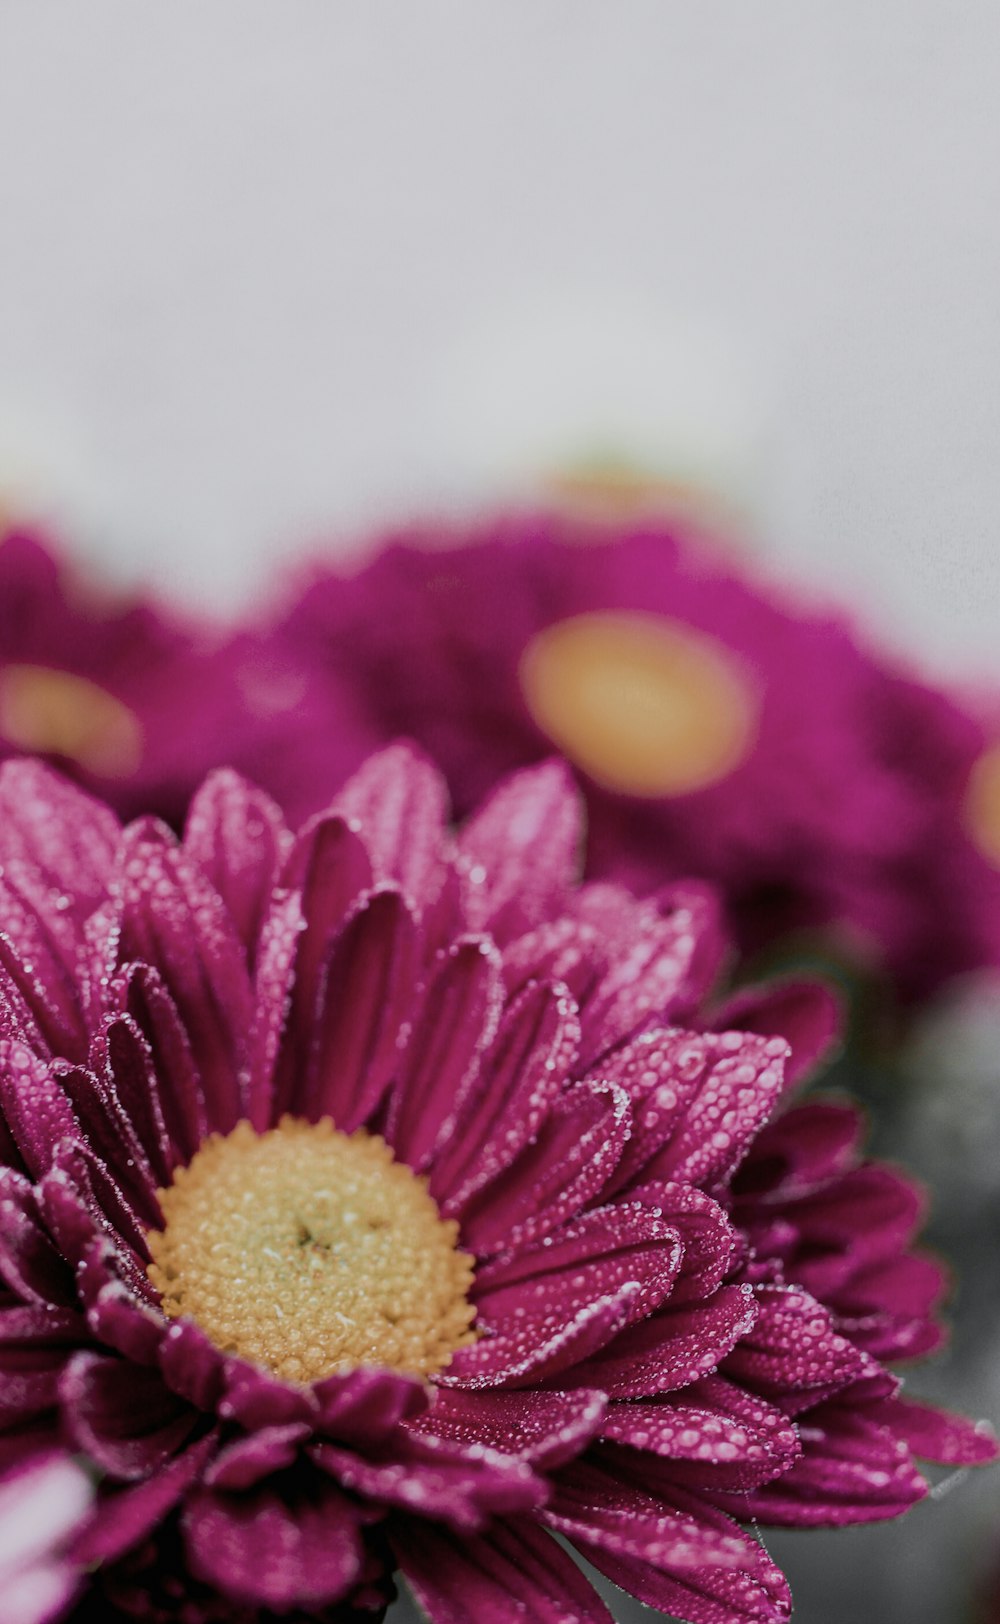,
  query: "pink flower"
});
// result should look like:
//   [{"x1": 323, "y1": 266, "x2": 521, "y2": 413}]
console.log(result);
[
  {"x1": 0, "y1": 526, "x2": 372, "y2": 828},
  {"x1": 279, "y1": 511, "x2": 1000, "y2": 1004},
  {"x1": 0, "y1": 749, "x2": 991, "y2": 1621}
]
